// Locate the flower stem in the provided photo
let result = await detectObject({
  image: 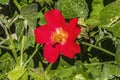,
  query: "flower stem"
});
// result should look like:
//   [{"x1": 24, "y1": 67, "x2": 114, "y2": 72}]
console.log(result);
[
  {"x1": 0, "y1": 17, "x2": 18, "y2": 62},
  {"x1": 0, "y1": 45, "x2": 10, "y2": 50},
  {"x1": 8, "y1": 15, "x2": 19, "y2": 27},
  {"x1": 80, "y1": 41, "x2": 115, "y2": 56},
  {"x1": 83, "y1": 61, "x2": 115, "y2": 66},
  {"x1": 9, "y1": 34, "x2": 17, "y2": 62},
  {"x1": 13, "y1": 0, "x2": 21, "y2": 11},
  {"x1": 23, "y1": 44, "x2": 39, "y2": 68},
  {"x1": 20, "y1": 36, "x2": 25, "y2": 66}
]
